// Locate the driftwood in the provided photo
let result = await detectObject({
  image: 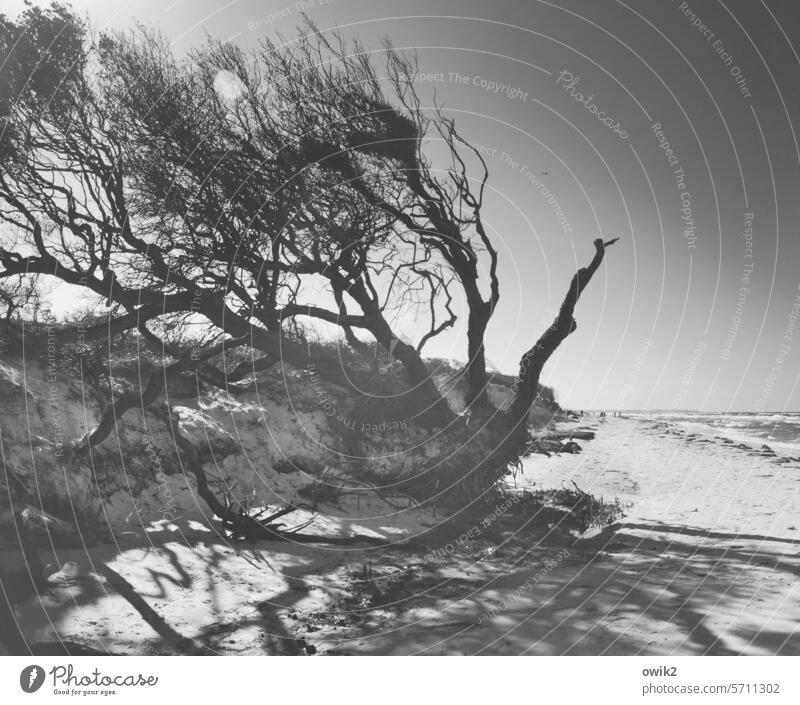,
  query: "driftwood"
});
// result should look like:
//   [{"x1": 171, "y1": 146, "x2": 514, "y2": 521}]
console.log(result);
[
  {"x1": 539, "y1": 430, "x2": 596, "y2": 441},
  {"x1": 528, "y1": 439, "x2": 582, "y2": 455}
]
